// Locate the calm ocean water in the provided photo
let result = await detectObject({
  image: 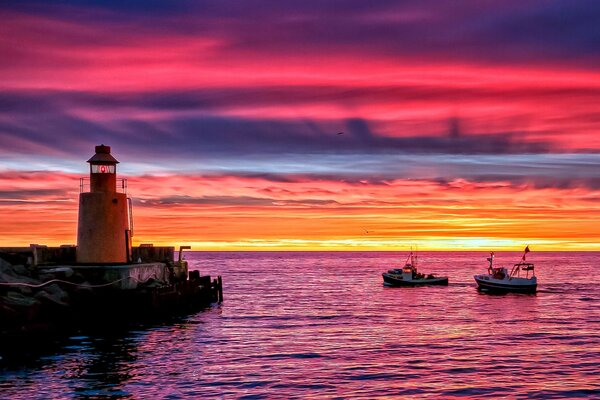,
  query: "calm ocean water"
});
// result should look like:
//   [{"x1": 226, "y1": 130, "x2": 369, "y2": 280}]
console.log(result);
[{"x1": 1, "y1": 251, "x2": 599, "y2": 399}]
